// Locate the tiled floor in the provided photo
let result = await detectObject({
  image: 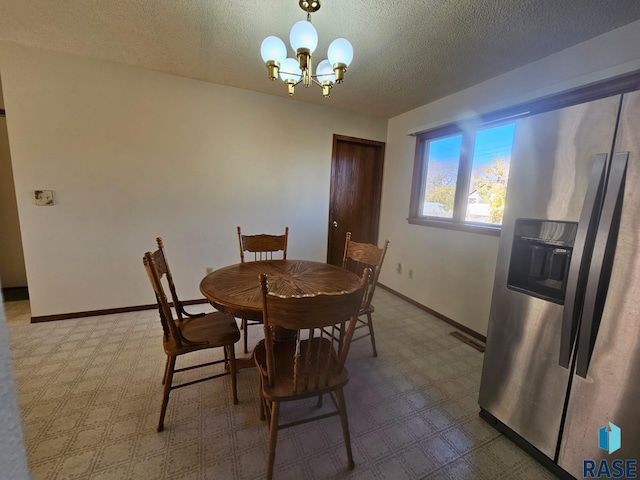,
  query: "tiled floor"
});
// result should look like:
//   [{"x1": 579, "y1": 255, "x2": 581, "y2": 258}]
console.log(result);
[{"x1": 3, "y1": 290, "x2": 558, "y2": 479}]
